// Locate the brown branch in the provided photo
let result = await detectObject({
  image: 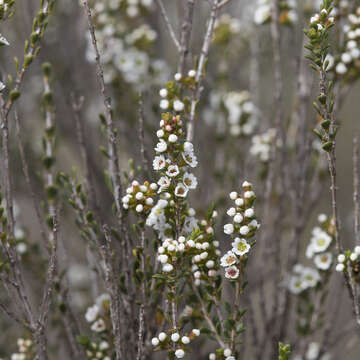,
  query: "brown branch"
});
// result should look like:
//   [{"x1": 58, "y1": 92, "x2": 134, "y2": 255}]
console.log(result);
[{"x1": 138, "y1": 93, "x2": 150, "y2": 179}]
